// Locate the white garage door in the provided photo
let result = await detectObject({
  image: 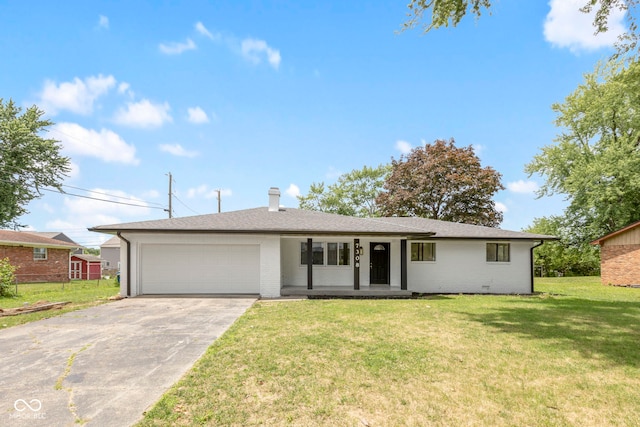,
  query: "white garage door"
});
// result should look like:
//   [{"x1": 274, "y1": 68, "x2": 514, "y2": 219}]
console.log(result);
[{"x1": 140, "y1": 244, "x2": 260, "y2": 294}]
